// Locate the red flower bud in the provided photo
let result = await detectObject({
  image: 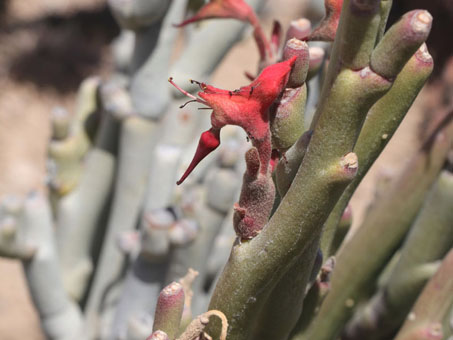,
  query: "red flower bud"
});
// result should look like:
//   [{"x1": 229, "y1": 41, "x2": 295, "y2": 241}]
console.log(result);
[{"x1": 176, "y1": 128, "x2": 221, "y2": 185}]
